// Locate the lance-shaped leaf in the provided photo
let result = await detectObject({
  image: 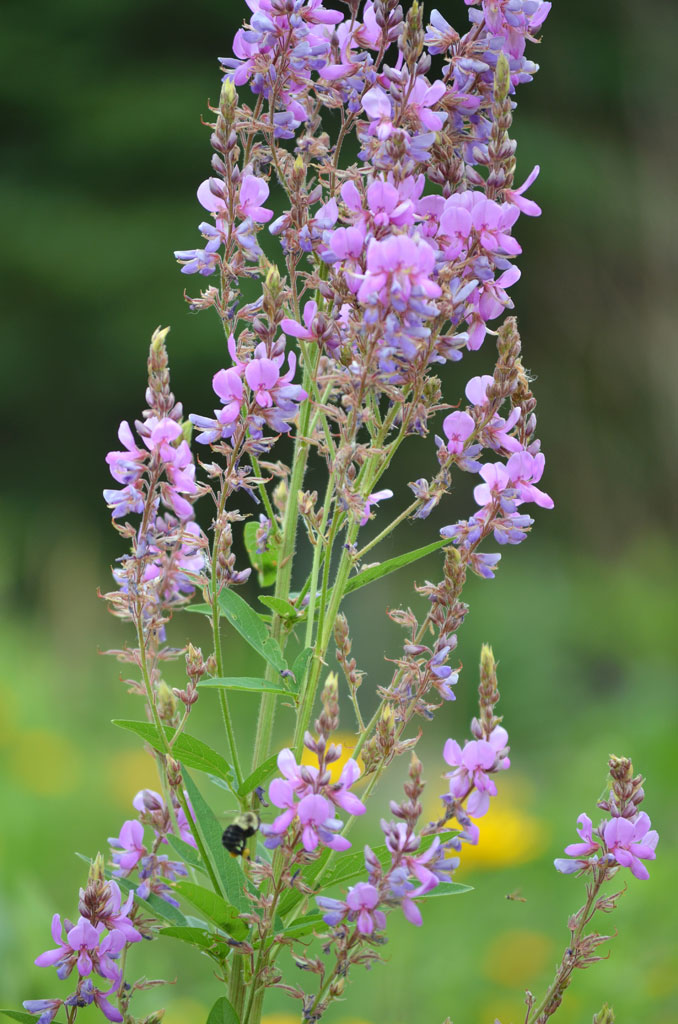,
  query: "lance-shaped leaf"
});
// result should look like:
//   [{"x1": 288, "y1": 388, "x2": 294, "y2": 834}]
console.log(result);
[
  {"x1": 217, "y1": 588, "x2": 288, "y2": 672},
  {"x1": 417, "y1": 881, "x2": 473, "y2": 898},
  {"x1": 244, "y1": 519, "x2": 280, "y2": 589},
  {"x1": 181, "y1": 770, "x2": 250, "y2": 913},
  {"x1": 199, "y1": 676, "x2": 292, "y2": 698},
  {"x1": 237, "y1": 753, "x2": 279, "y2": 798},
  {"x1": 174, "y1": 881, "x2": 248, "y2": 940},
  {"x1": 111, "y1": 720, "x2": 236, "y2": 787},
  {"x1": 166, "y1": 833, "x2": 203, "y2": 871},
  {"x1": 115, "y1": 877, "x2": 188, "y2": 926},
  {"x1": 331, "y1": 538, "x2": 451, "y2": 603},
  {"x1": 159, "y1": 926, "x2": 231, "y2": 957},
  {"x1": 206, "y1": 996, "x2": 241, "y2": 1024},
  {"x1": 1, "y1": 1014, "x2": 68, "y2": 1024}
]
